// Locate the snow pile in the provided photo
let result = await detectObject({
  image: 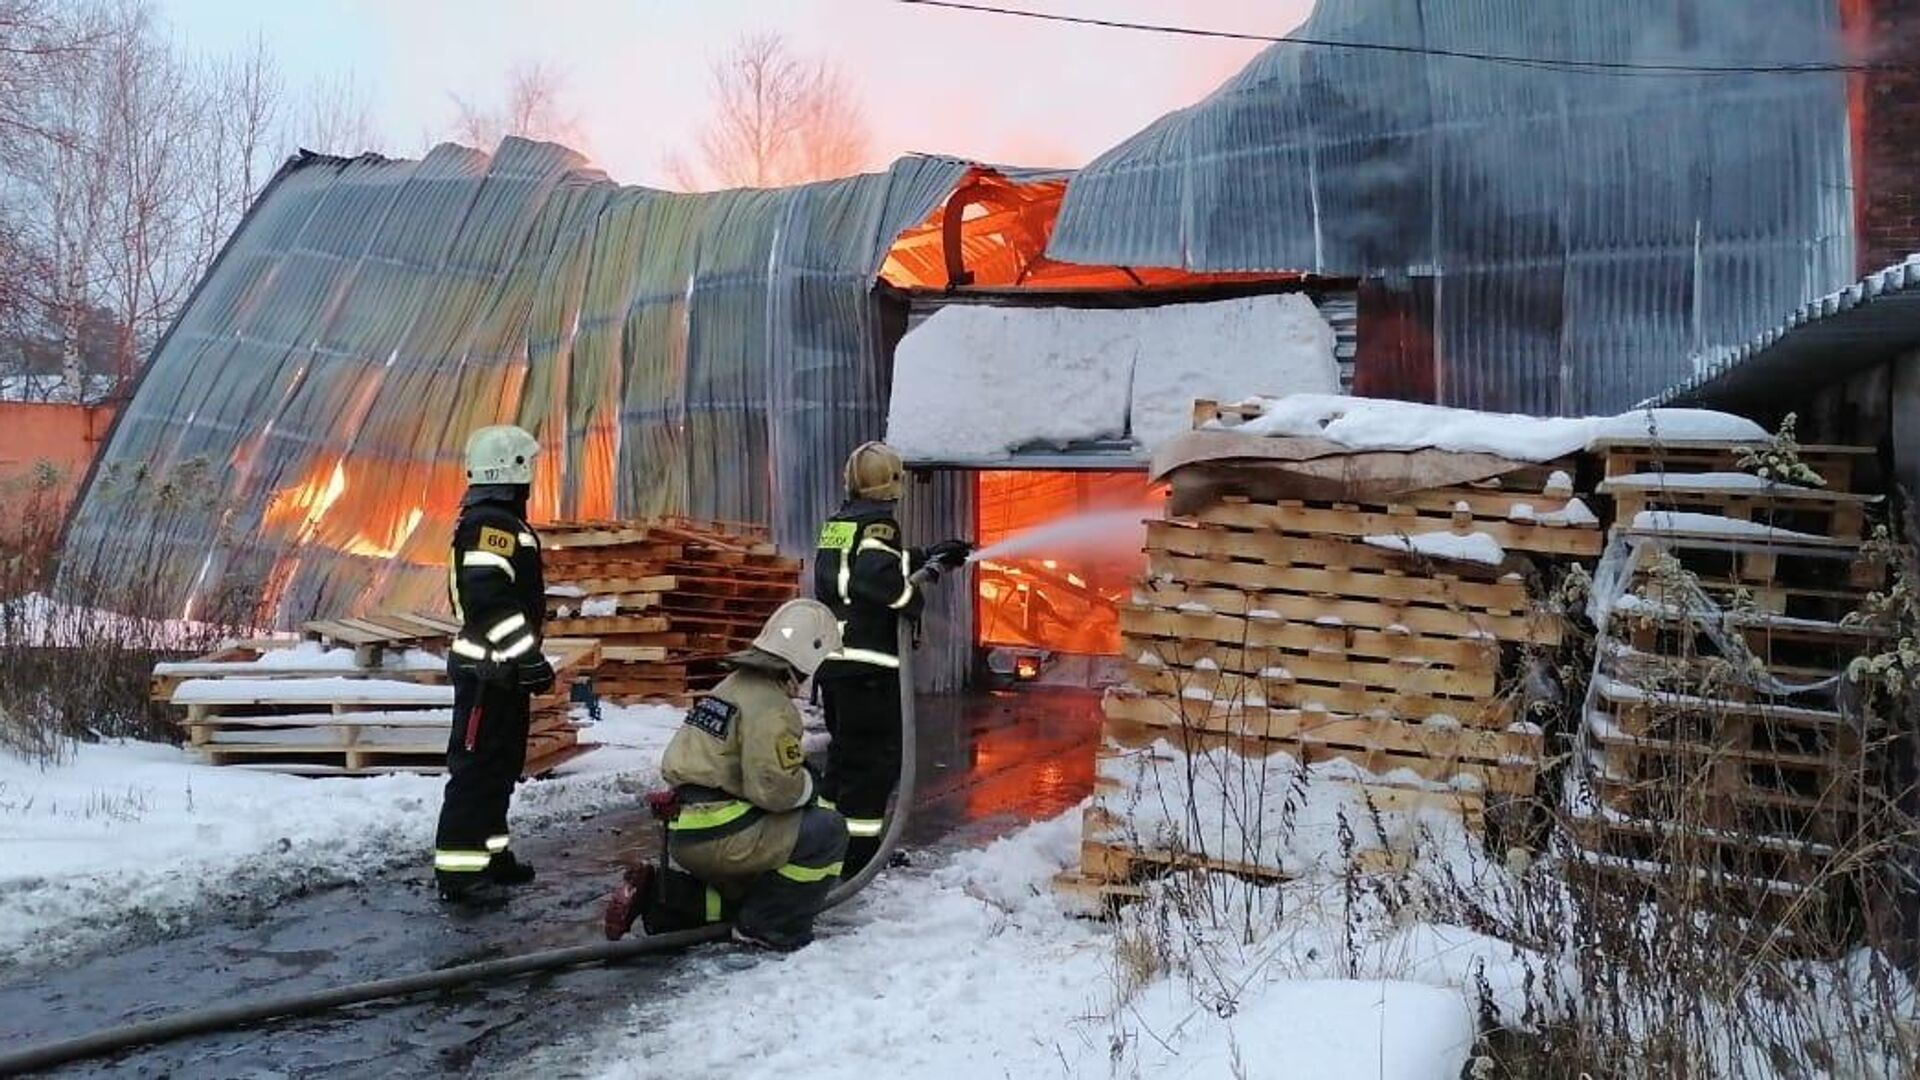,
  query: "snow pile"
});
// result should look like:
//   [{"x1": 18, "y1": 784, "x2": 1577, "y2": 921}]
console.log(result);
[
  {"x1": 886, "y1": 294, "x2": 1338, "y2": 459},
  {"x1": 0, "y1": 704, "x2": 684, "y2": 962},
  {"x1": 1630, "y1": 510, "x2": 1834, "y2": 543},
  {"x1": 581, "y1": 809, "x2": 1518, "y2": 1080},
  {"x1": 1225, "y1": 396, "x2": 1766, "y2": 461},
  {"x1": 170, "y1": 676, "x2": 454, "y2": 706},
  {"x1": 152, "y1": 642, "x2": 444, "y2": 677},
  {"x1": 579, "y1": 596, "x2": 619, "y2": 618},
  {"x1": 1608, "y1": 470, "x2": 1817, "y2": 492},
  {"x1": 1364, "y1": 530, "x2": 1507, "y2": 566}
]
